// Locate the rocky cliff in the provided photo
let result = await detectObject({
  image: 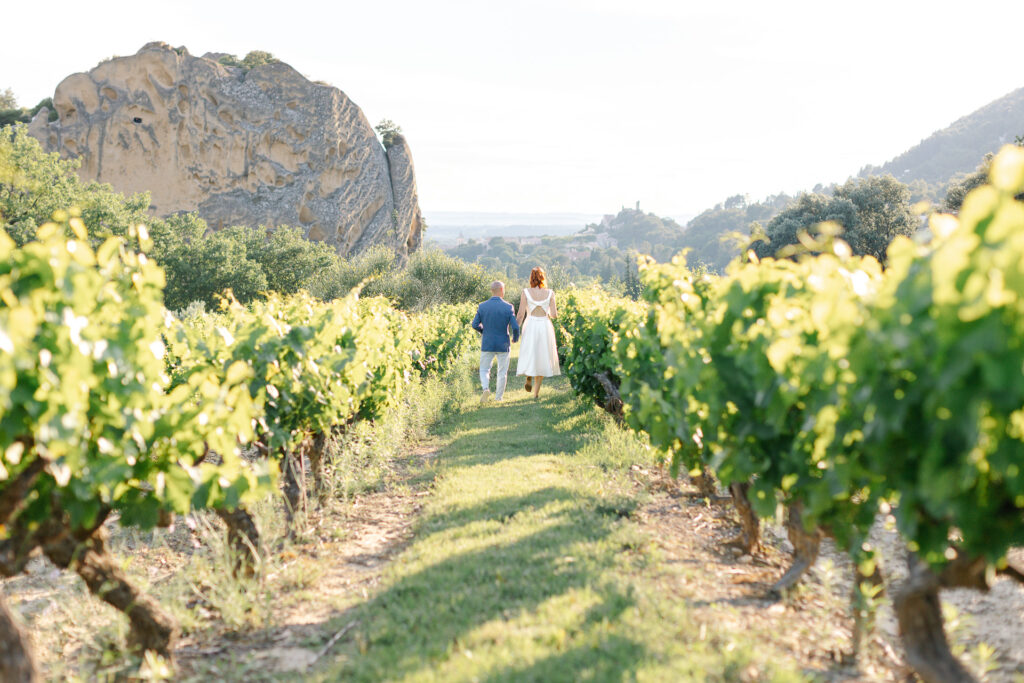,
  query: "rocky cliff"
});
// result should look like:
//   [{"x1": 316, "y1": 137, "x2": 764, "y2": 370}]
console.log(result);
[{"x1": 28, "y1": 42, "x2": 422, "y2": 257}]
